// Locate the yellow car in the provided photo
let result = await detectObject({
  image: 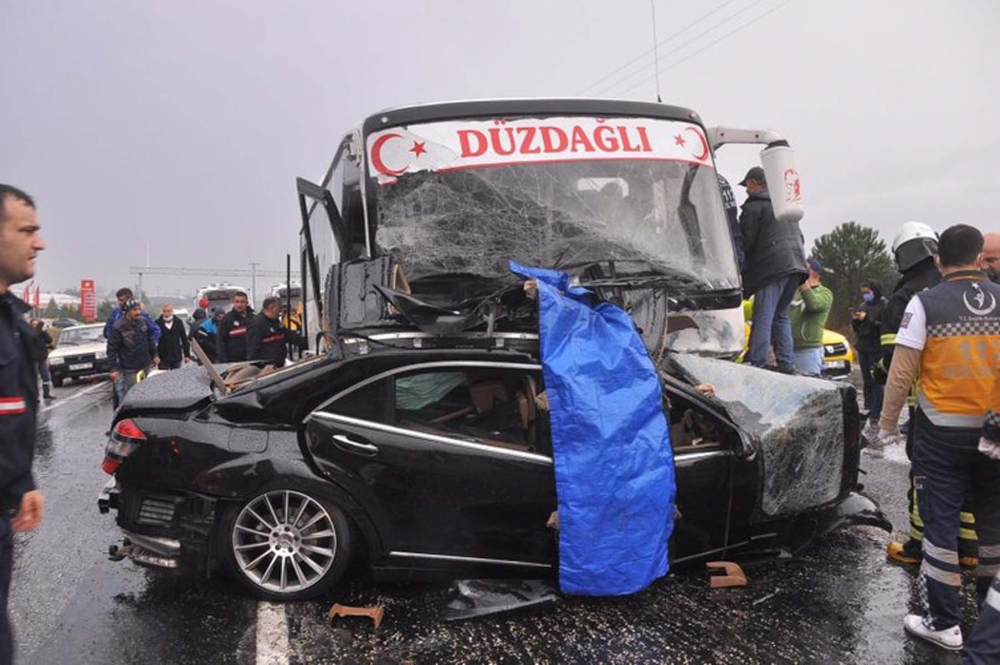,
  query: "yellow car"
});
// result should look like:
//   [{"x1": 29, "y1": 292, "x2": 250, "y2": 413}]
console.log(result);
[{"x1": 741, "y1": 300, "x2": 854, "y2": 377}]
